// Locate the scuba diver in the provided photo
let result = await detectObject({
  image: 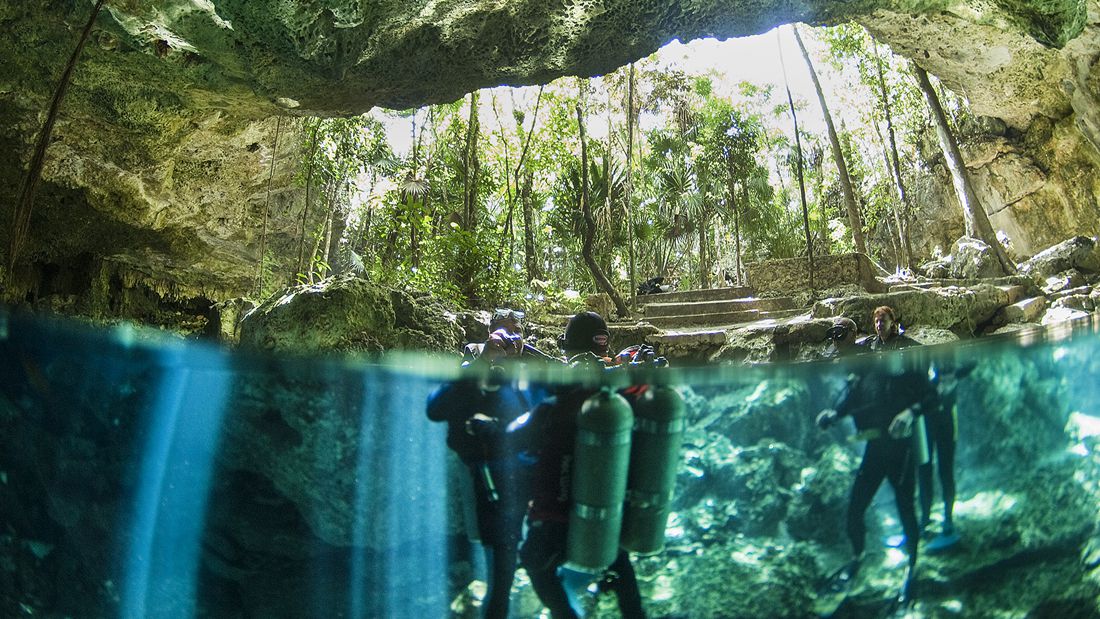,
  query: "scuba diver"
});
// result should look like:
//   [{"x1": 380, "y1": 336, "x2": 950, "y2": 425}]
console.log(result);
[
  {"x1": 815, "y1": 343, "x2": 938, "y2": 608},
  {"x1": 823, "y1": 316, "x2": 862, "y2": 359},
  {"x1": 426, "y1": 308, "x2": 541, "y2": 619},
  {"x1": 514, "y1": 311, "x2": 648, "y2": 618},
  {"x1": 862, "y1": 305, "x2": 919, "y2": 352},
  {"x1": 918, "y1": 362, "x2": 975, "y2": 551}
]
